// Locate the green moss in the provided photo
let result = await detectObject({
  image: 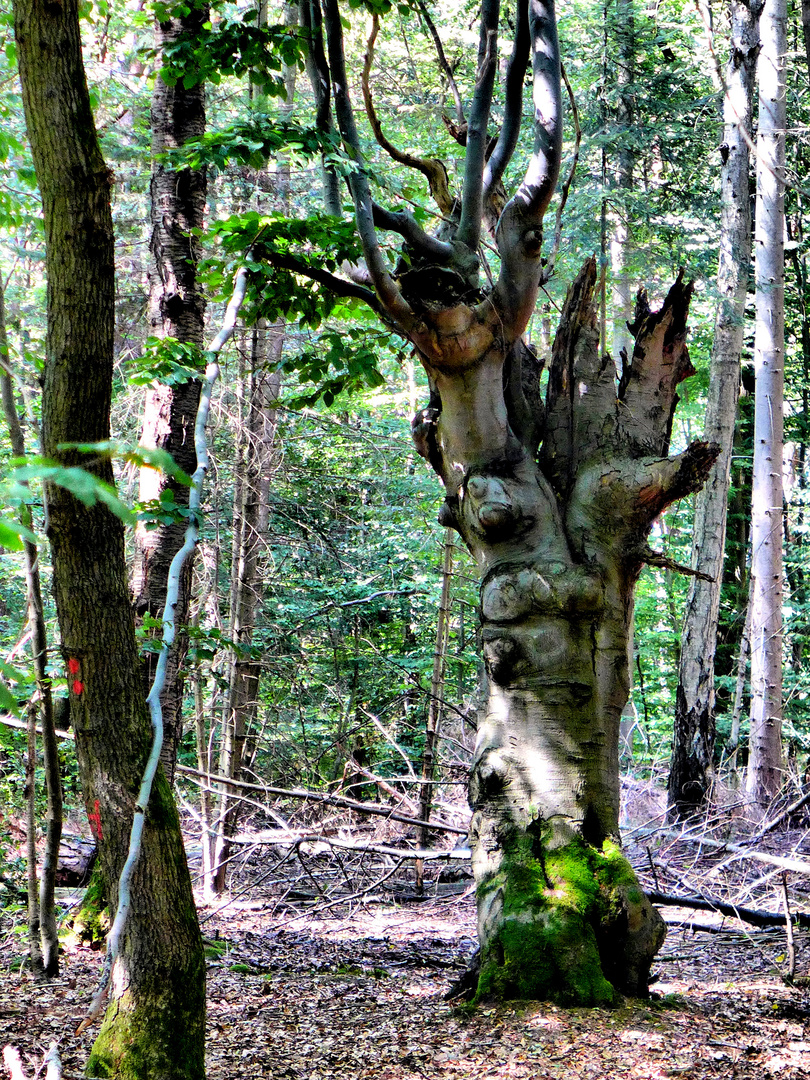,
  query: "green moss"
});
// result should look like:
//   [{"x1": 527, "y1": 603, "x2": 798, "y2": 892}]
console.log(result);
[
  {"x1": 473, "y1": 834, "x2": 652, "y2": 1008},
  {"x1": 69, "y1": 864, "x2": 109, "y2": 947},
  {"x1": 87, "y1": 974, "x2": 206, "y2": 1080}
]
